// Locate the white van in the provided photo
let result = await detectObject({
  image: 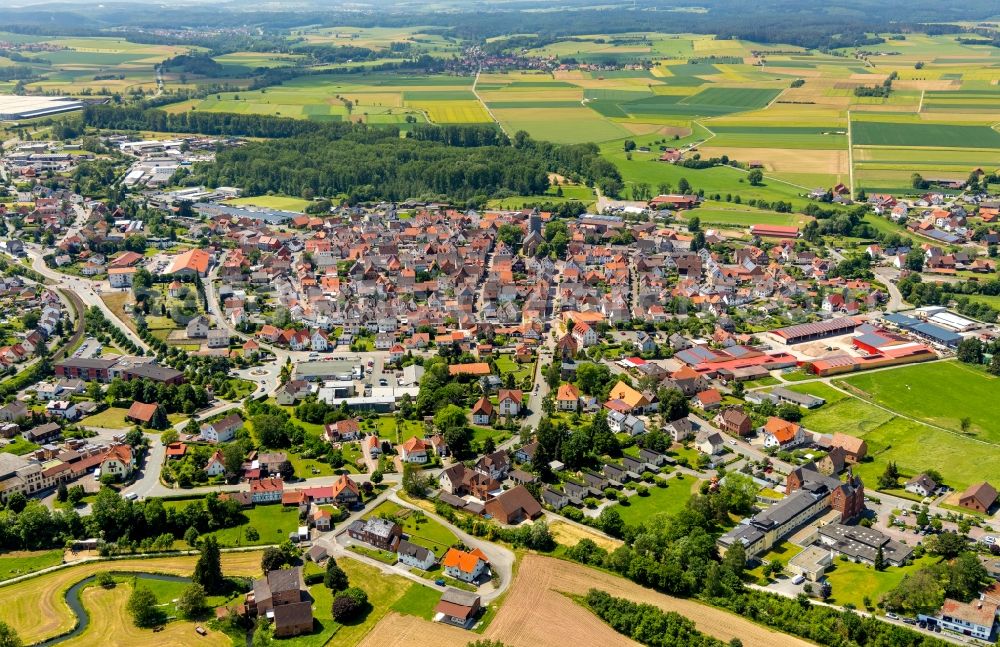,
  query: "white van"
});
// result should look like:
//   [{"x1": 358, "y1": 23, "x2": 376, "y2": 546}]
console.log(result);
[
  {"x1": 124, "y1": 492, "x2": 138, "y2": 501},
  {"x1": 93, "y1": 468, "x2": 101, "y2": 480},
  {"x1": 791, "y1": 574, "x2": 806, "y2": 585}
]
